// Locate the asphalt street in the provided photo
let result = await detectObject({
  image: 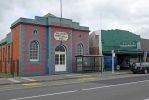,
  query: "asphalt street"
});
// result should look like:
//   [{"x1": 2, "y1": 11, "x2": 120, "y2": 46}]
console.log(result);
[{"x1": 0, "y1": 75, "x2": 149, "y2": 100}]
